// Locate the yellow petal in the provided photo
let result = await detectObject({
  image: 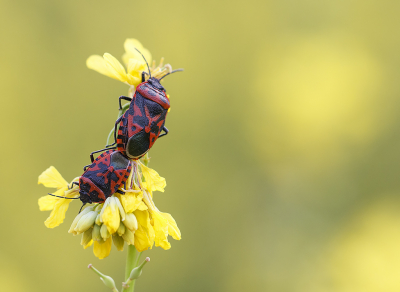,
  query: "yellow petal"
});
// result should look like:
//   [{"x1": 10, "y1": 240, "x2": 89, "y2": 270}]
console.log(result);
[
  {"x1": 38, "y1": 188, "x2": 66, "y2": 211},
  {"x1": 44, "y1": 190, "x2": 79, "y2": 228},
  {"x1": 120, "y1": 191, "x2": 145, "y2": 213},
  {"x1": 126, "y1": 74, "x2": 142, "y2": 87},
  {"x1": 93, "y1": 237, "x2": 112, "y2": 259},
  {"x1": 137, "y1": 202, "x2": 148, "y2": 211},
  {"x1": 127, "y1": 59, "x2": 146, "y2": 76},
  {"x1": 134, "y1": 210, "x2": 155, "y2": 244},
  {"x1": 122, "y1": 39, "x2": 152, "y2": 65},
  {"x1": 103, "y1": 53, "x2": 128, "y2": 82},
  {"x1": 152, "y1": 211, "x2": 171, "y2": 250},
  {"x1": 101, "y1": 197, "x2": 120, "y2": 234},
  {"x1": 84, "y1": 239, "x2": 93, "y2": 249},
  {"x1": 86, "y1": 55, "x2": 115, "y2": 78},
  {"x1": 125, "y1": 59, "x2": 147, "y2": 86},
  {"x1": 134, "y1": 225, "x2": 152, "y2": 252},
  {"x1": 124, "y1": 39, "x2": 145, "y2": 53},
  {"x1": 161, "y1": 212, "x2": 181, "y2": 240},
  {"x1": 38, "y1": 166, "x2": 68, "y2": 189},
  {"x1": 140, "y1": 163, "x2": 166, "y2": 192}
]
